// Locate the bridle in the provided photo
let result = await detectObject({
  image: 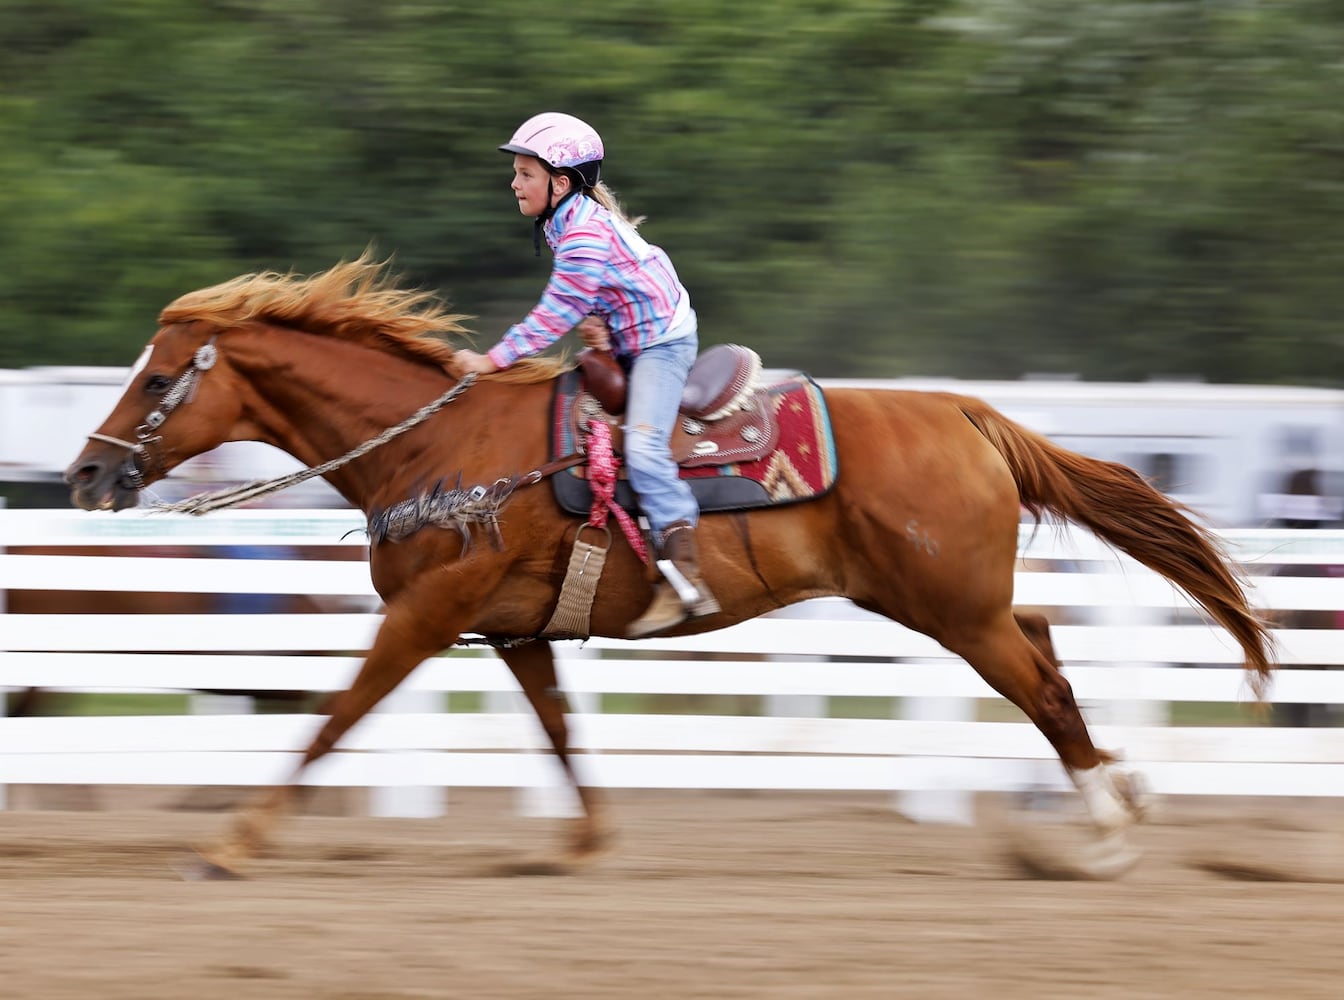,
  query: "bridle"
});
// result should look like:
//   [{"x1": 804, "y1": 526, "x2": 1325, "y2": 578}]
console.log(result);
[
  {"x1": 87, "y1": 338, "x2": 219, "y2": 490},
  {"x1": 83, "y1": 337, "x2": 503, "y2": 518}
]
